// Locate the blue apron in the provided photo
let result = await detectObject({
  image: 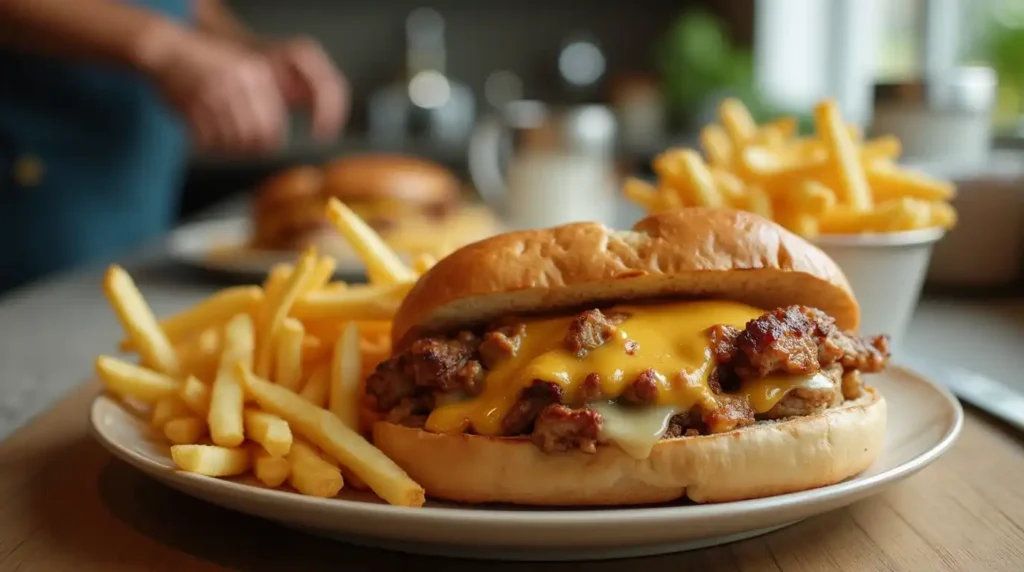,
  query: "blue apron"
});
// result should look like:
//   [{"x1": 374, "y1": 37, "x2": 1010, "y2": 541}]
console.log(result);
[{"x1": 0, "y1": 0, "x2": 192, "y2": 292}]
